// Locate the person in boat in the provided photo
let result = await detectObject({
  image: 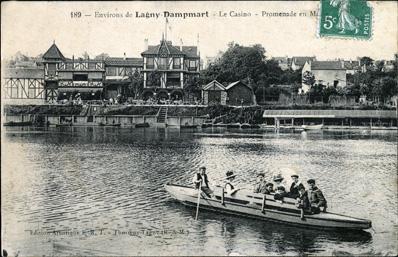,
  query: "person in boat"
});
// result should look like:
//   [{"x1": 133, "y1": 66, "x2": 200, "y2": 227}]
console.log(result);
[
  {"x1": 307, "y1": 179, "x2": 328, "y2": 213},
  {"x1": 265, "y1": 182, "x2": 274, "y2": 194},
  {"x1": 273, "y1": 174, "x2": 287, "y2": 200},
  {"x1": 224, "y1": 171, "x2": 239, "y2": 196},
  {"x1": 288, "y1": 174, "x2": 304, "y2": 199},
  {"x1": 192, "y1": 166, "x2": 213, "y2": 197},
  {"x1": 253, "y1": 173, "x2": 268, "y2": 194},
  {"x1": 296, "y1": 184, "x2": 310, "y2": 212}
]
